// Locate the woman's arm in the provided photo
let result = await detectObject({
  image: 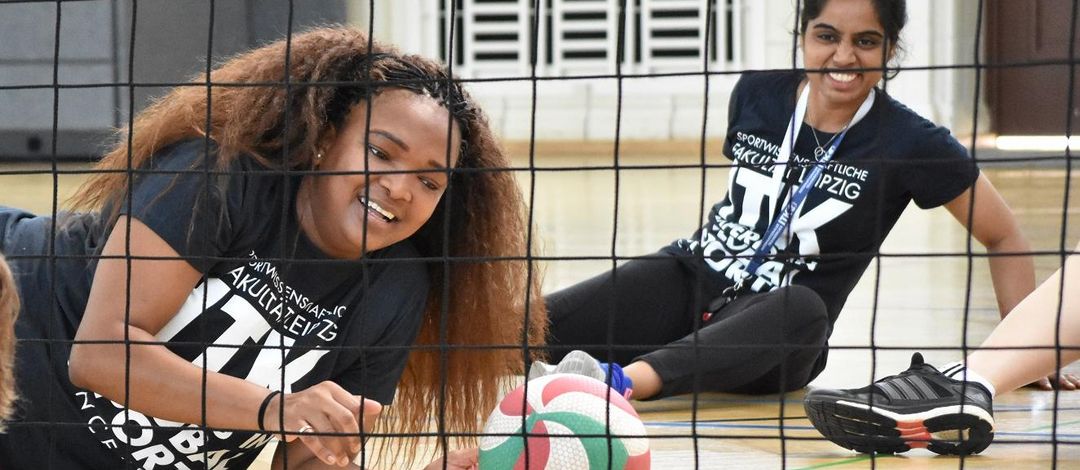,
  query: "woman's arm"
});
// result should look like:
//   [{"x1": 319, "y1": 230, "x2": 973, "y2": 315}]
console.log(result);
[
  {"x1": 69, "y1": 216, "x2": 364, "y2": 465},
  {"x1": 943, "y1": 173, "x2": 1079, "y2": 389},
  {"x1": 943, "y1": 172, "x2": 1035, "y2": 317}
]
